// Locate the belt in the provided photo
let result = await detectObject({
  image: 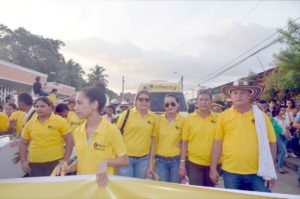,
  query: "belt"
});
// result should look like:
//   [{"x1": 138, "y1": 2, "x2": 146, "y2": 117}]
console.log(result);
[
  {"x1": 155, "y1": 155, "x2": 179, "y2": 161},
  {"x1": 129, "y1": 154, "x2": 148, "y2": 159}
]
